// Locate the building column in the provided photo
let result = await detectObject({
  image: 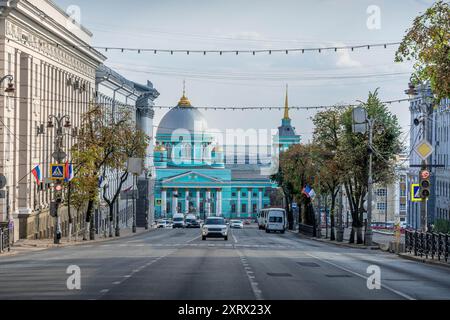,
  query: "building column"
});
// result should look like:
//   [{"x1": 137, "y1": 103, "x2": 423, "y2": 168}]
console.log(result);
[
  {"x1": 185, "y1": 189, "x2": 189, "y2": 214},
  {"x1": 248, "y1": 188, "x2": 252, "y2": 217},
  {"x1": 196, "y1": 189, "x2": 200, "y2": 216},
  {"x1": 237, "y1": 188, "x2": 241, "y2": 218},
  {"x1": 217, "y1": 189, "x2": 222, "y2": 216},
  {"x1": 172, "y1": 189, "x2": 178, "y2": 215},
  {"x1": 258, "y1": 188, "x2": 263, "y2": 212},
  {"x1": 161, "y1": 189, "x2": 167, "y2": 218},
  {"x1": 206, "y1": 189, "x2": 211, "y2": 217}
]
